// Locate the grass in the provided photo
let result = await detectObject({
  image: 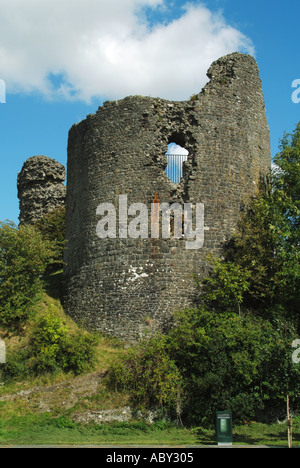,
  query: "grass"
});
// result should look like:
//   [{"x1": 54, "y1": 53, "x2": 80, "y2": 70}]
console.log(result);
[
  {"x1": 0, "y1": 399, "x2": 298, "y2": 447},
  {"x1": 0, "y1": 415, "x2": 197, "y2": 446}
]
